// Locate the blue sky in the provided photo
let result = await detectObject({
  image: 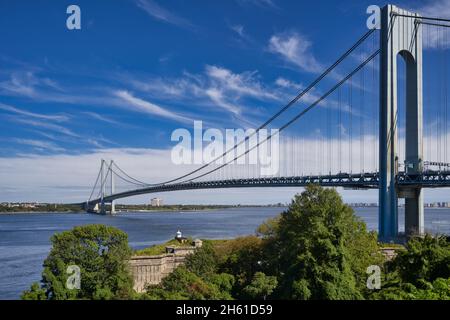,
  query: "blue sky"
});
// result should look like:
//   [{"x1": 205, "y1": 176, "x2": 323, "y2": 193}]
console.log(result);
[{"x1": 0, "y1": 0, "x2": 449, "y2": 204}]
